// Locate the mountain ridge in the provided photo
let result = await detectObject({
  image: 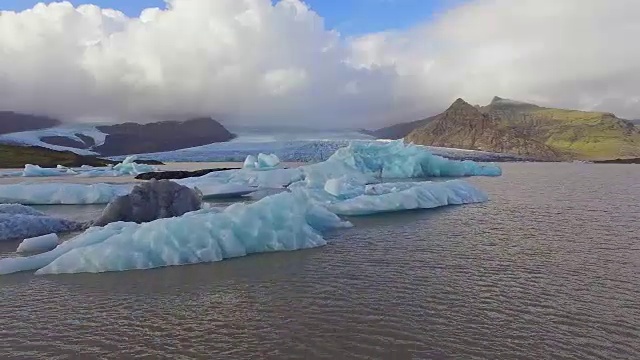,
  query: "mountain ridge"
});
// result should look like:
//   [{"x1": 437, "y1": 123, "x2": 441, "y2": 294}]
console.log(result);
[
  {"x1": 370, "y1": 97, "x2": 640, "y2": 160},
  {"x1": 406, "y1": 98, "x2": 562, "y2": 160}
]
